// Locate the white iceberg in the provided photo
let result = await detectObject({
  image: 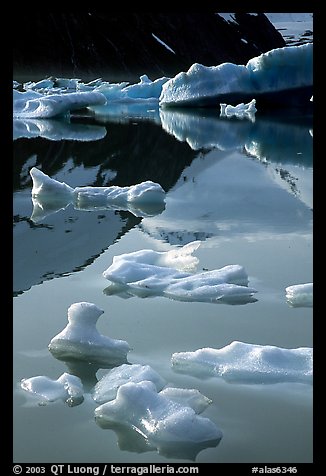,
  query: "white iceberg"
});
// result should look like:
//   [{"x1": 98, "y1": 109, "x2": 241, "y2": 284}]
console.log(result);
[
  {"x1": 29, "y1": 167, "x2": 166, "y2": 220},
  {"x1": 160, "y1": 43, "x2": 312, "y2": 107},
  {"x1": 97, "y1": 75, "x2": 170, "y2": 103},
  {"x1": 13, "y1": 90, "x2": 107, "y2": 119},
  {"x1": 23, "y1": 78, "x2": 55, "y2": 91},
  {"x1": 285, "y1": 283, "x2": 313, "y2": 308},
  {"x1": 103, "y1": 242, "x2": 257, "y2": 304},
  {"x1": 20, "y1": 372, "x2": 84, "y2": 406},
  {"x1": 95, "y1": 380, "x2": 222, "y2": 459},
  {"x1": 48, "y1": 302, "x2": 130, "y2": 366},
  {"x1": 220, "y1": 99, "x2": 257, "y2": 121},
  {"x1": 172, "y1": 341, "x2": 313, "y2": 384},
  {"x1": 93, "y1": 363, "x2": 166, "y2": 404},
  {"x1": 104, "y1": 241, "x2": 201, "y2": 280}
]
